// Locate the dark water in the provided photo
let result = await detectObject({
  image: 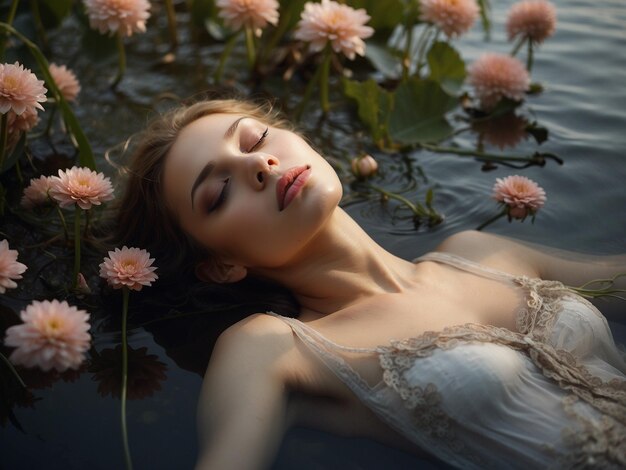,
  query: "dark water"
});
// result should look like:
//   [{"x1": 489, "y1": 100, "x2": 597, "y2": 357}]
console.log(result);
[{"x1": 1, "y1": 0, "x2": 626, "y2": 469}]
